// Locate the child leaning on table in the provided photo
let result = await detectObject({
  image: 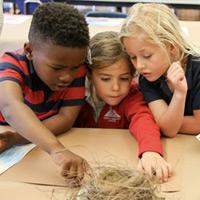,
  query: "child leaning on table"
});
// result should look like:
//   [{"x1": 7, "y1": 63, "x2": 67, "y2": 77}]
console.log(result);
[
  {"x1": 0, "y1": 3, "x2": 90, "y2": 183},
  {"x1": 75, "y1": 31, "x2": 172, "y2": 182},
  {"x1": 120, "y1": 3, "x2": 200, "y2": 137}
]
